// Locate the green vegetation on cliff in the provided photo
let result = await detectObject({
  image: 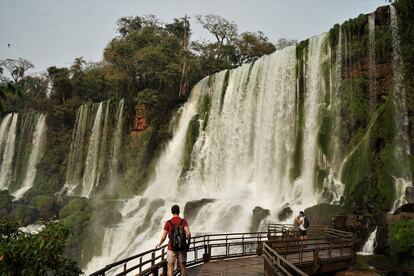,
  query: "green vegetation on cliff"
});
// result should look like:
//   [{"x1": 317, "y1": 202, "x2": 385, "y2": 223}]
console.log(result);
[{"x1": 0, "y1": 218, "x2": 82, "y2": 275}]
